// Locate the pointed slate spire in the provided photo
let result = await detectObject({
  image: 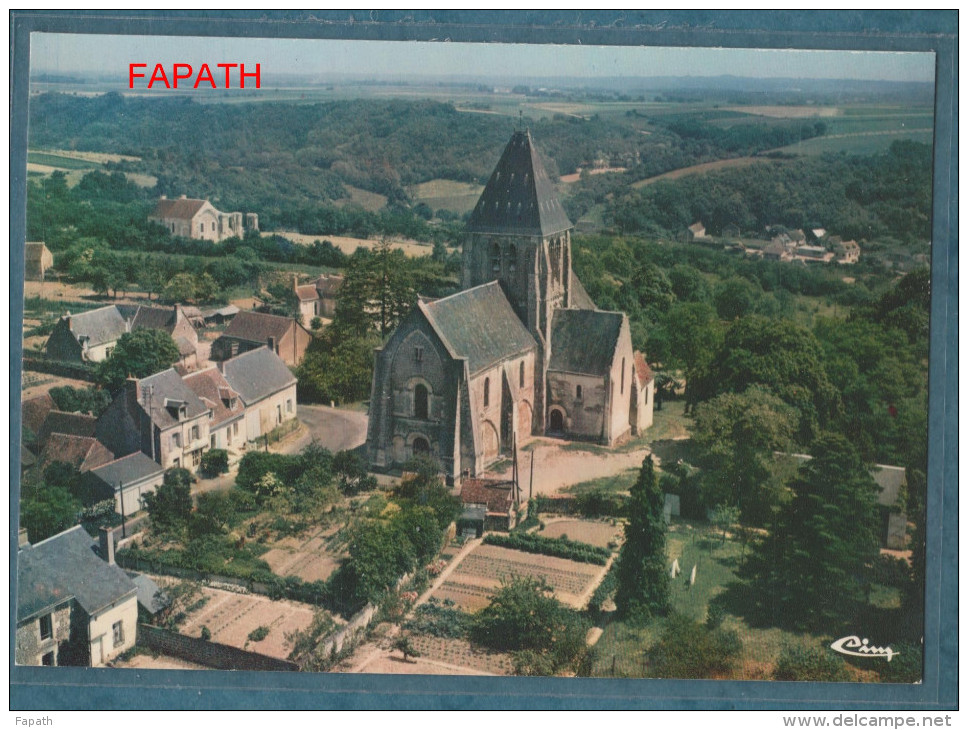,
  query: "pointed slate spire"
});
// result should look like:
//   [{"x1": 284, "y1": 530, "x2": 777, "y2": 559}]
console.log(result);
[{"x1": 466, "y1": 130, "x2": 572, "y2": 238}]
